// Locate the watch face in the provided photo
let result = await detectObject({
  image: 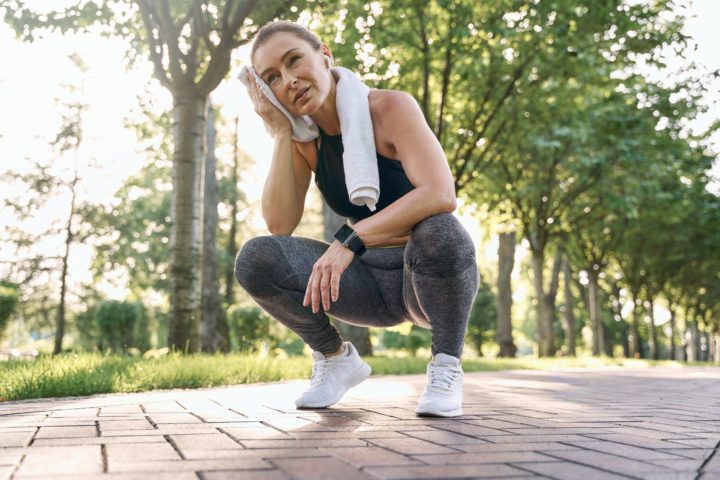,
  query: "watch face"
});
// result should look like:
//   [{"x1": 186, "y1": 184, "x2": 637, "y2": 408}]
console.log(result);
[{"x1": 337, "y1": 224, "x2": 354, "y2": 237}]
